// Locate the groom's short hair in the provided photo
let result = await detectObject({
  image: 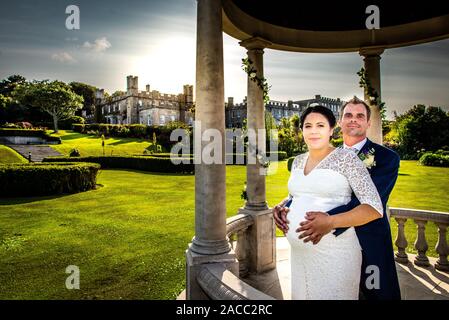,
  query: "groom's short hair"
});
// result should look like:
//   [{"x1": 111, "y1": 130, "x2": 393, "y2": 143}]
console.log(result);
[{"x1": 340, "y1": 96, "x2": 371, "y2": 120}]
